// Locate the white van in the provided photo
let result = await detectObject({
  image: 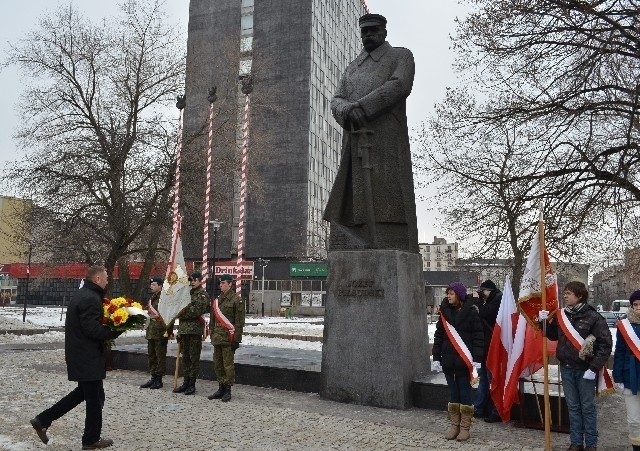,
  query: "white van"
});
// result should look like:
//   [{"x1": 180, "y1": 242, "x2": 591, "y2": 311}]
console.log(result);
[{"x1": 611, "y1": 299, "x2": 630, "y2": 314}]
